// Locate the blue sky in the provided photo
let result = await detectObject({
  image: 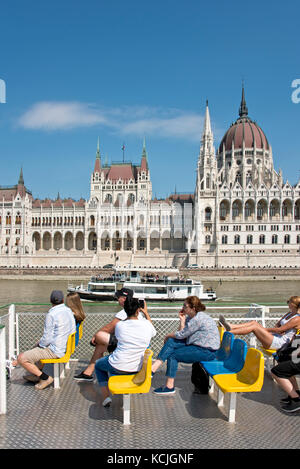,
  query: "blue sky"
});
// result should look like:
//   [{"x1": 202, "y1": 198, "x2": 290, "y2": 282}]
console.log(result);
[{"x1": 0, "y1": 0, "x2": 300, "y2": 200}]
